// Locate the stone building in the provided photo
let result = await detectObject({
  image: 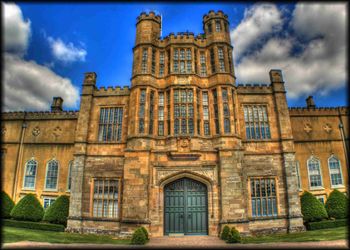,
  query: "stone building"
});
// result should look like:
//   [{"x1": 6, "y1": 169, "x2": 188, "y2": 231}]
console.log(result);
[{"x1": 1, "y1": 10, "x2": 348, "y2": 237}]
